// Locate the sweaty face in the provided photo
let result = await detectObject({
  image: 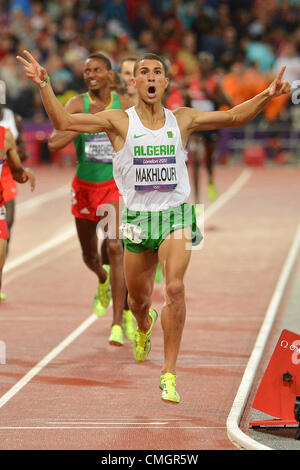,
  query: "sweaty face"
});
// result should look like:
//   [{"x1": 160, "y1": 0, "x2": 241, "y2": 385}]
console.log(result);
[
  {"x1": 83, "y1": 58, "x2": 111, "y2": 91},
  {"x1": 134, "y1": 59, "x2": 169, "y2": 104},
  {"x1": 120, "y1": 60, "x2": 136, "y2": 96}
]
